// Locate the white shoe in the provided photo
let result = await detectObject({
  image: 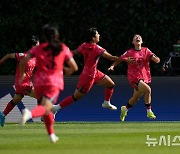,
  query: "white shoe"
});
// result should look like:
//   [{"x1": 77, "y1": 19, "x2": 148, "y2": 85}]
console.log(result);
[
  {"x1": 19, "y1": 108, "x2": 32, "y2": 126},
  {"x1": 49, "y1": 134, "x2": 59, "y2": 143},
  {"x1": 102, "y1": 101, "x2": 117, "y2": 110}
]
